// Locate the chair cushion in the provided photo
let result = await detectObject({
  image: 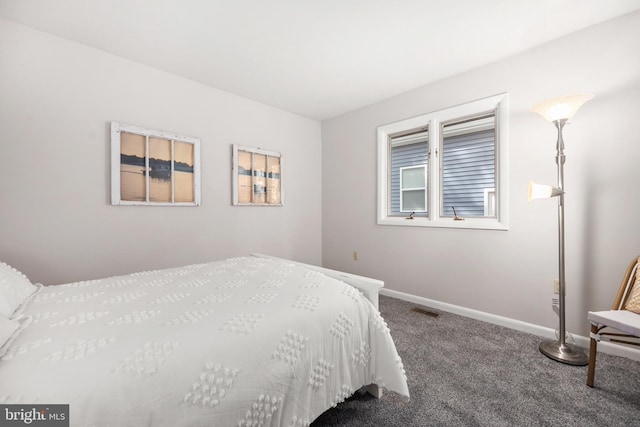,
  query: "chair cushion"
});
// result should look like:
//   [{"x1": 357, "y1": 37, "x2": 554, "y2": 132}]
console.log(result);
[
  {"x1": 624, "y1": 260, "x2": 640, "y2": 313},
  {"x1": 588, "y1": 309, "x2": 640, "y2": 337}
]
